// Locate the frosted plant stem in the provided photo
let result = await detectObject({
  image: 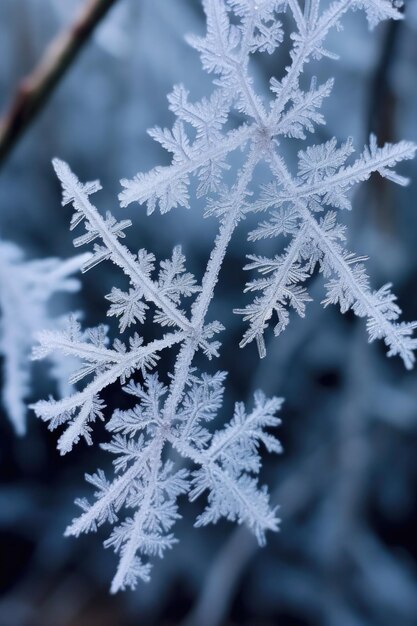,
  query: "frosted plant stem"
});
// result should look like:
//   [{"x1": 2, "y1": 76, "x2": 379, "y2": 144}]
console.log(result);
[
  {"x1": 163, "y1": 147, "x2": 261, "y2": 421},
  {"x1": 109, "y1": 149, "x2": 261, "y2": 591},
  {"x1": 66, "y1": 443, "x2": 156, "y2": 536},
  {"x1": 167, "y1": 433, "x2": 278, "y2": 536},
  {"x1": 253, "y1": 141, "x2": 416, "y2": 212},
  {"x1": 288, "y1": 0, "x2": 307, "y2": 35},
  {"x1": 63, "y1": 166, "x2": 193, "y2": 334},
  {"x1": 251, "y1": 224, "x2": 309, "y2": 358},
  {"x1": 270, "y1": 0, "x2": 352, "y2": 124},
  {"x1": 270, "y1": 150, "x2": 416, "y2": 368},
  {"x1": 33, "y1": 0, "x2": 414, "y2": 592},
  {"x1": 111, "y1": 438, "x2": 163, "y2": 593},
  {"x1": 119, "y1": 126, "x2": 255, "y2": 208}
]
